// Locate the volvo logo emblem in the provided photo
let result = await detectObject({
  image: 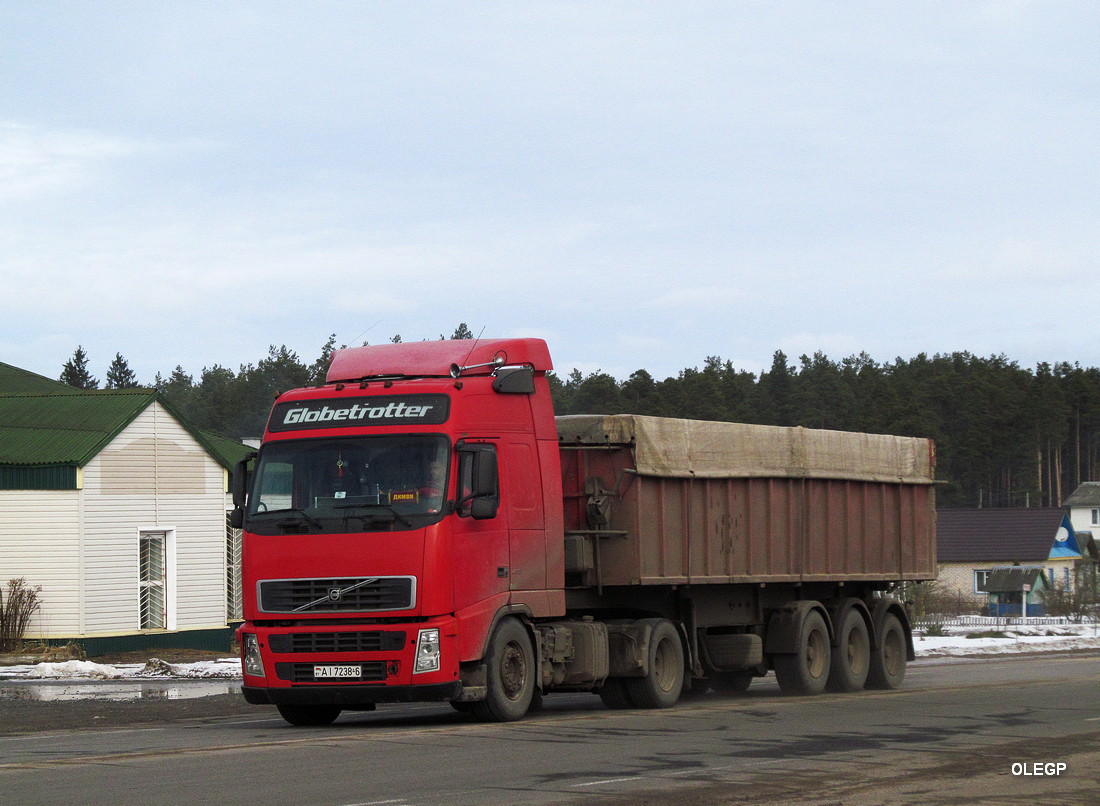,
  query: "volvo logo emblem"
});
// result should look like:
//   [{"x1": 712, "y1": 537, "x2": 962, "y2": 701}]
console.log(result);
[{"x1": 328, "y1": 588, "x2": 342, "y2": 601}]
